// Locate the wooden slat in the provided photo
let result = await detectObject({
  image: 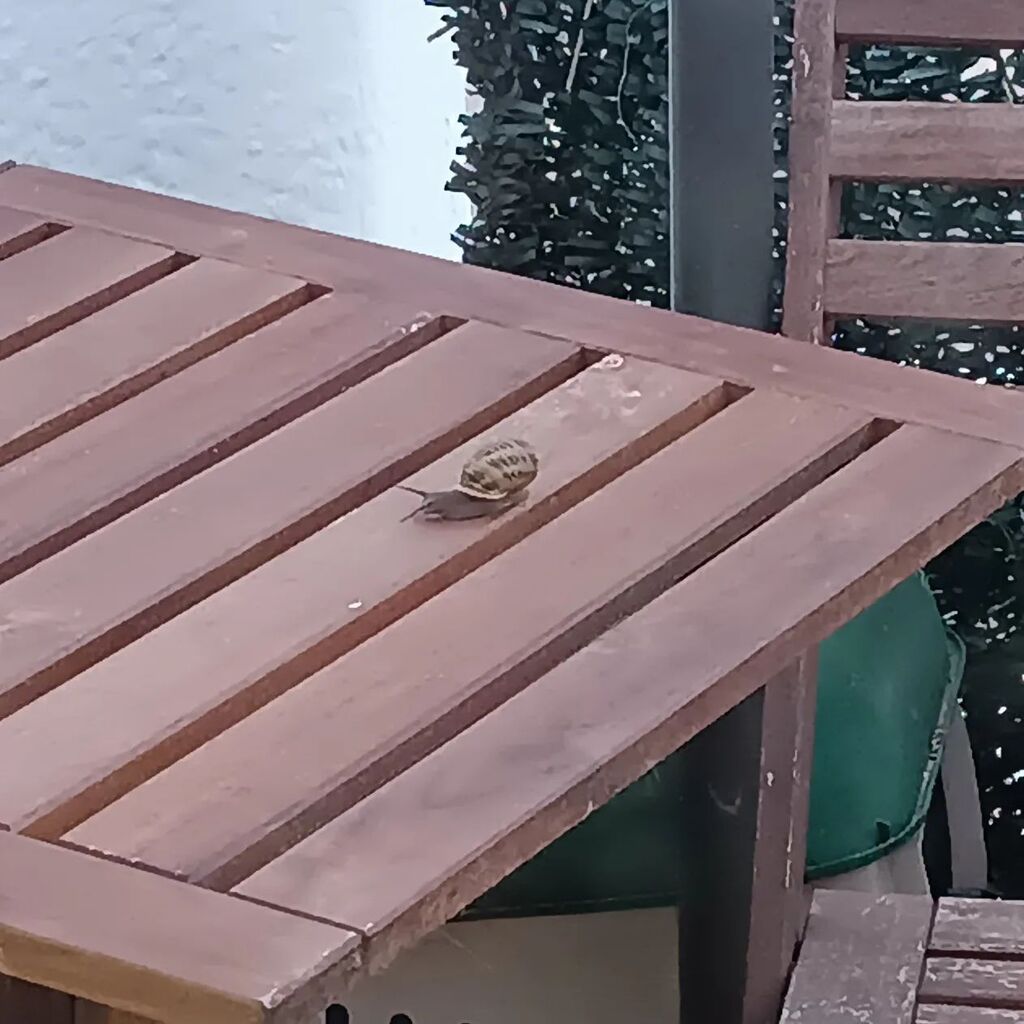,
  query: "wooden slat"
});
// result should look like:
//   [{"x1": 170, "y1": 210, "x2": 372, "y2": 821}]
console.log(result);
[
  {"x1": 0, "y1": 833, "x2": 358, "y2": 1024},
  {"x1": 932, "y1": 898, "x2": 1024, "y2": 956},
  {"x1": 832, "y1": 102, "x2": 1024, "y2": 185},
  {"x1": 64, "y1": 392, "x2": 880, "y2": 886},
  {"x1": 826, "y1": 239, "x2": 1024, "y2": 323},
  {"x1": 781, "y1": 0, "x2": 838, "y2": 345},
  {"x1": 0, "y1": 227, "x2": 182, "y2": 358},
  {"x1": 0, "y1": 206, "x2": 58, "y2": 260},
  {"x1": 0, "y1": 358, "x2": 728, "y2": 838},
  {"x1": 0, "y1": 321, "x2": 577, "y2": 720},
  {"x1": 0, "y1": 295, "x2": 442, "y2": 586},
  {"x1": 5, "y1": 165, "x2": 1024, "y2": 450},
  {"x1": 919, "y1": 1007, "x2": 1024, "y2": 1023},
  {"x1": 836, "y1": 0, "x2": 1024, "y2": 47},
  {"x1": 0, "y1": 258, "x2": 312, "y2": 465},
  {"x1": 779, "y1": 891, "x2": 934, "y2": 1023},
  {"x1": 922, "y1": 958, "x2": 1024, "y2": 1009},
  {"x1": 235, "y1": 427, "x2": 1013, "y2": 972}
]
